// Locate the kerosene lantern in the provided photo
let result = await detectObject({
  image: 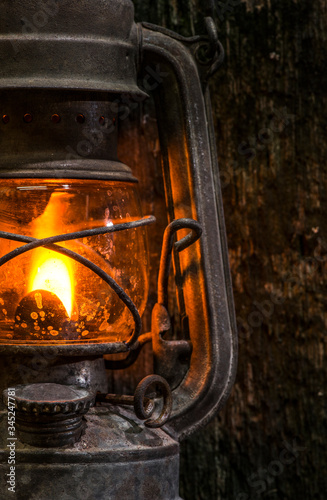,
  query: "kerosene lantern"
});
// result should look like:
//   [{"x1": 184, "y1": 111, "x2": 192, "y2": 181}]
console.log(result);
[{"x1": 0, "y1": 1, "x2": 237, "y2": 499}]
